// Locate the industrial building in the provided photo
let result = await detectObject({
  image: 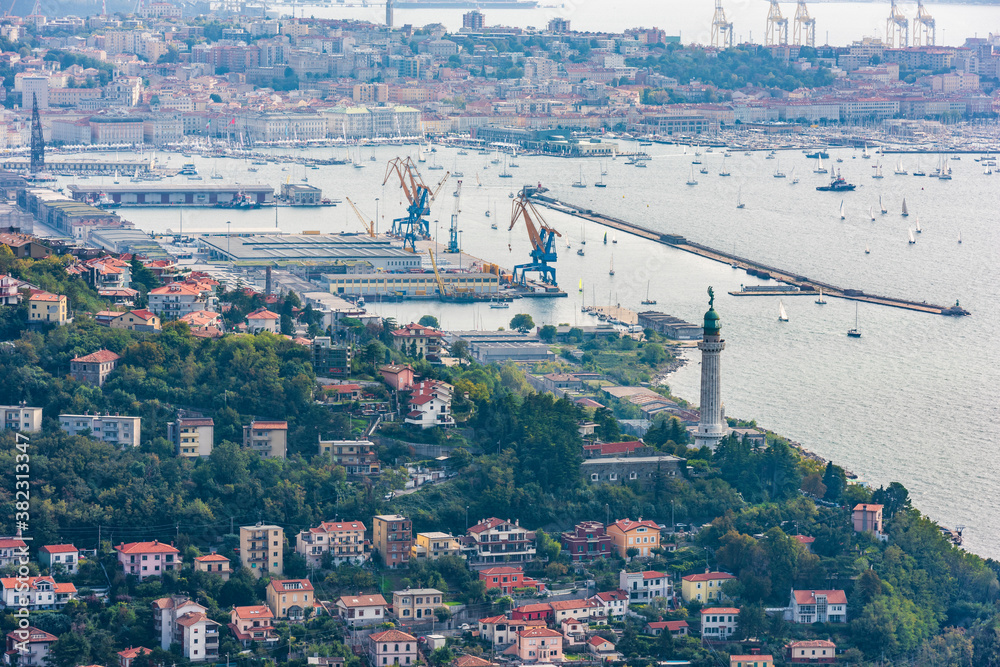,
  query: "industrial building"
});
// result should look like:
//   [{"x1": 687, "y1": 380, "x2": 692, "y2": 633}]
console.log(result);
[
  {"x1": 197, "y1": 233, "x2": 419, "y2": 269},
  {"x1": 67, "y1": 184, "x2": 275, "y2": 207},
  {"x1": 324, "y1": 271, "x2": 499, "y2": 298},
  {"x1": 636, "y1": 311, "x2": 703, "y2": 340}
]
